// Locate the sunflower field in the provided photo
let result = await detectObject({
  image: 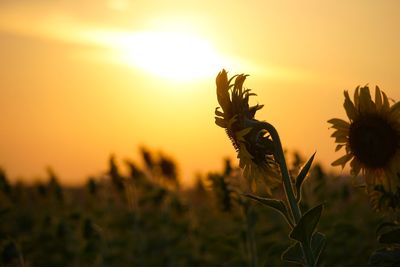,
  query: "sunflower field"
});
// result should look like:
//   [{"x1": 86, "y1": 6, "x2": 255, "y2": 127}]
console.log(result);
[
  {"x1": 1, "y1": 70, "x2": 400, "y2": 267},
  {"x1": 0, "y1": 152, "x2": 386, "y2": 267}
]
